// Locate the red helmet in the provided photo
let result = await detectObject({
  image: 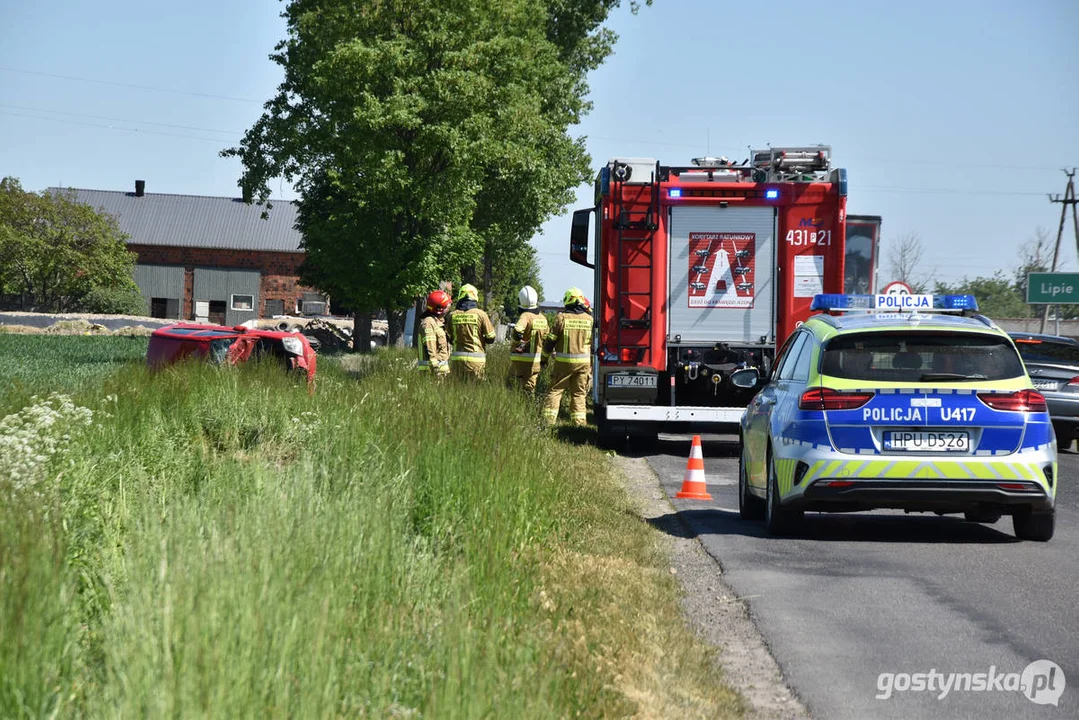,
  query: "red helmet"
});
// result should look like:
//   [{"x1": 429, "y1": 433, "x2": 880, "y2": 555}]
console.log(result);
[{"x1": 426, "y1": 290, "x2": 452, "y2": 315}]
